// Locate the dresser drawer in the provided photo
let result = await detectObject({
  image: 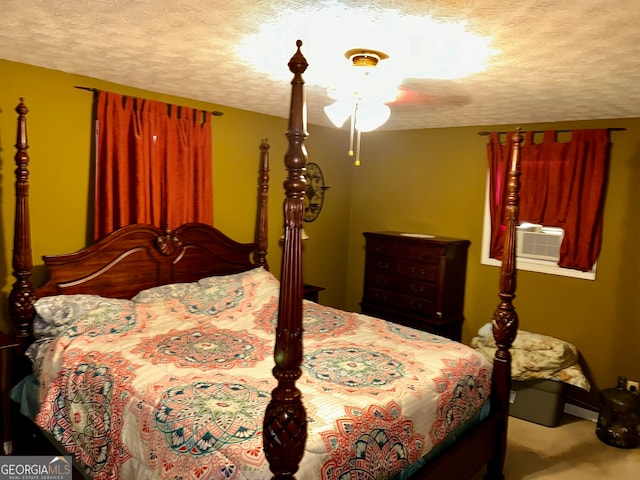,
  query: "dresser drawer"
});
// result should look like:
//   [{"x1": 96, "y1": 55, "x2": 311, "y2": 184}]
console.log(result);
[
  {"x1": 396, "y1": 258, "x2": 440, "y2": 281},
  {"x1": 366, "y1": 255, "x2": 440, "y2": 282},
  {"x1": 366, "y1": 237, "x2": 444, "y2": 263},
  {"x1": 362, "y1": 288, "x2": 438, "y2": 318},
  {"x1": 365, "y1": 271, "x2": 438, "y2": 300}
]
